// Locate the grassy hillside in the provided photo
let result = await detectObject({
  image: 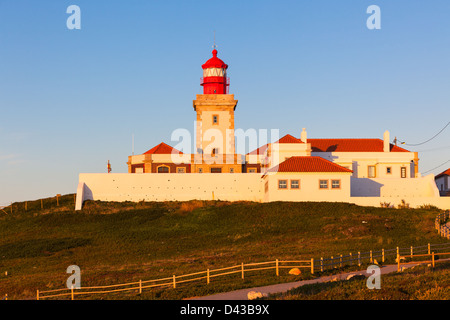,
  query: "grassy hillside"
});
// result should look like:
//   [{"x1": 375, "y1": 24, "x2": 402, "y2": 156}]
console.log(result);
[{"x1": 0, "y1": 194, "x2": 448, "y2": 299}]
